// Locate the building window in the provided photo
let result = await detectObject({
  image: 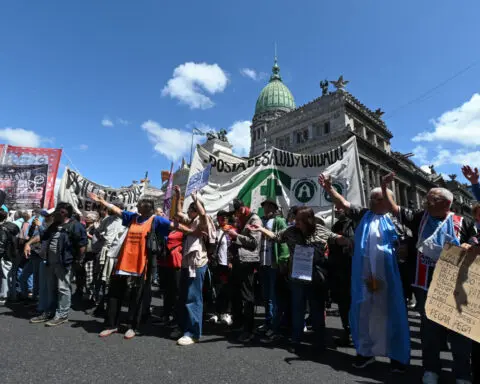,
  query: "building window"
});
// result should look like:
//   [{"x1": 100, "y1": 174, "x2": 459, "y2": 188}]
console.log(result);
[
  {"x1": 296, "y1": 128, "x2": 309, "y2": 144},
  {"x1": 324, "y1": 121, "x2": 330, "y2": 134},
  {"x1": 253, "y1": 130, "x2": 256, "y2": 141}
]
